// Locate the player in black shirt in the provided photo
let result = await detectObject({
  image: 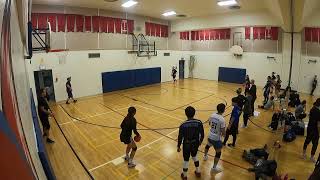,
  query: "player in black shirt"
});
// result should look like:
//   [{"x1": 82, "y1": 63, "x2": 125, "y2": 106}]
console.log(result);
[
  {"x1": 236, "y1": 88, "x2": 246, "y2": 110},
  {"x1": 303, "y1": 98, "x2": 320, "y2": 162},
  {"x1": 311, "y1": 75, "x2": 318, "y2": 96},
  {"x1": 249, "y1": 79, "x2": 257, "y2": 116},
  {"x1": 120, "y1": 107, "x2": 140, "y2": 168},
  {"x1": 177, "y1": 106, "x2": 204, "y2": 179},
  {"x1": 37, "y1": 88, "x2": 54, "y2": 143},
  {"x1": 172, "y1": 66, "x2": 177, "y2": 83},
  {"x1": 66, "y1": 77, "x2": 77, "y2": 104}
]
